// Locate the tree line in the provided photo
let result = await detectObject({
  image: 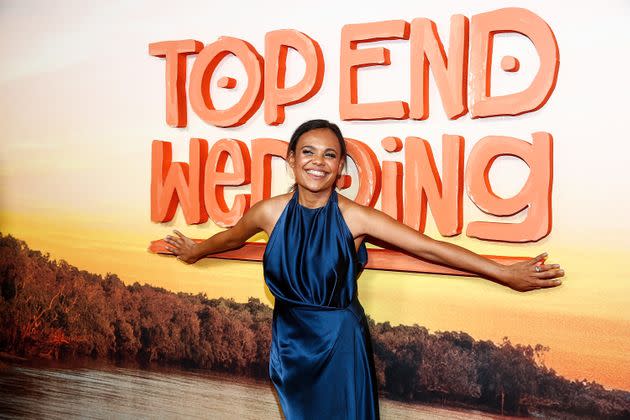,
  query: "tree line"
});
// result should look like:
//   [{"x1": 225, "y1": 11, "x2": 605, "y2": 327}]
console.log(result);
[{"x1": 0, "y1": 232, "x2": 628, "y2": 418}]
